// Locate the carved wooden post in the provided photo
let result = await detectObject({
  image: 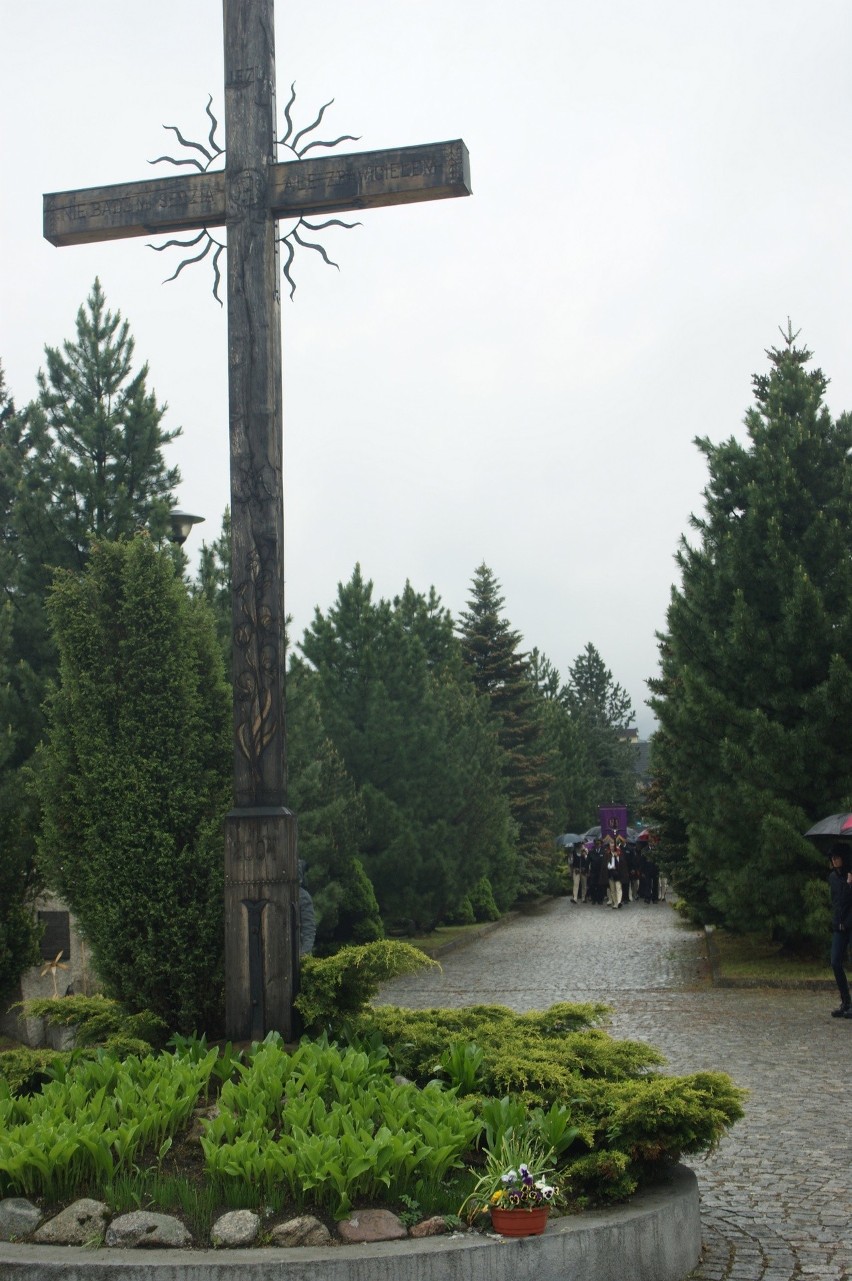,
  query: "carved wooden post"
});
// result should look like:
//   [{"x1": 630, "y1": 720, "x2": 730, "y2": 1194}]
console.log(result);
[{"x1": 222, "y1": 0, "x2": 298, "y2": 1041}]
